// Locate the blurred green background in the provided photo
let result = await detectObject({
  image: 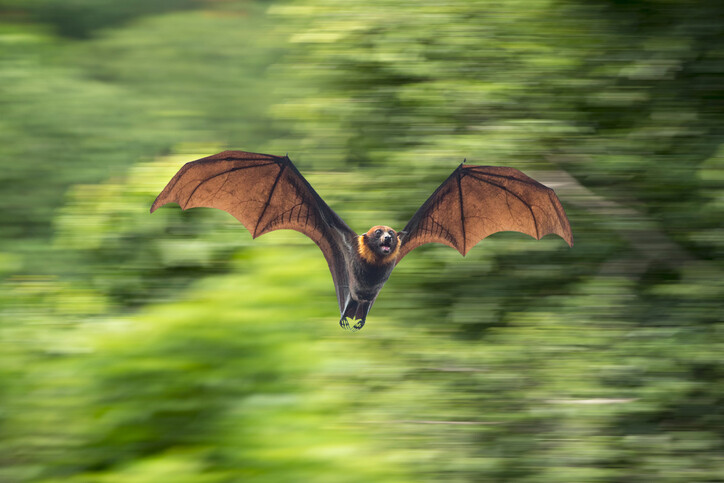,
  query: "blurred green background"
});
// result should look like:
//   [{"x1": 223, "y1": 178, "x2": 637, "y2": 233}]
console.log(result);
[{"x1": 1, "y1": 0, "x2": 723, "y2": 481}]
